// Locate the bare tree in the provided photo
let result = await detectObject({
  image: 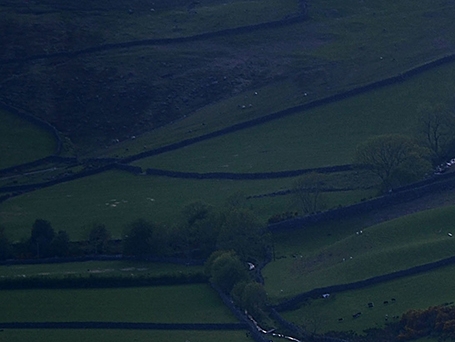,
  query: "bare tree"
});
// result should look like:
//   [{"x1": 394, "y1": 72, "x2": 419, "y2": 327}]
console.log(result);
[
  {"x1": 417, "y1": 103, "x2": 455, "y2": 163},
  {"x1": 292, "y1": 173, "x2": 327, "y2": 215}
]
